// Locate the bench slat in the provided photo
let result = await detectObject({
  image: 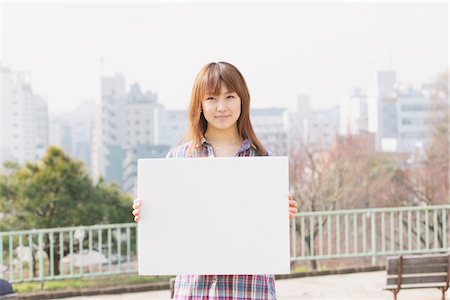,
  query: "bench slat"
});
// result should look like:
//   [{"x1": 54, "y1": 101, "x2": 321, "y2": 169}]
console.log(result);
[
  {"x1": 387, "y1": 256, "x2": 448, "y2": 269},
  {"x1": 386, "y1": 253, "x2": 449, "y2": 261},
  {"x1": 385, "y1": 282, "x2": 448, "y2": 290},
  {"x1": 387, "y1": 272, "x2": 447, "y2": 278},
  {"x1": 387, "y1": 264, "x2": 447, "y2": 275},
  {"x1": 387, "y1": 274, "x2": 447, "y2": 286}
]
